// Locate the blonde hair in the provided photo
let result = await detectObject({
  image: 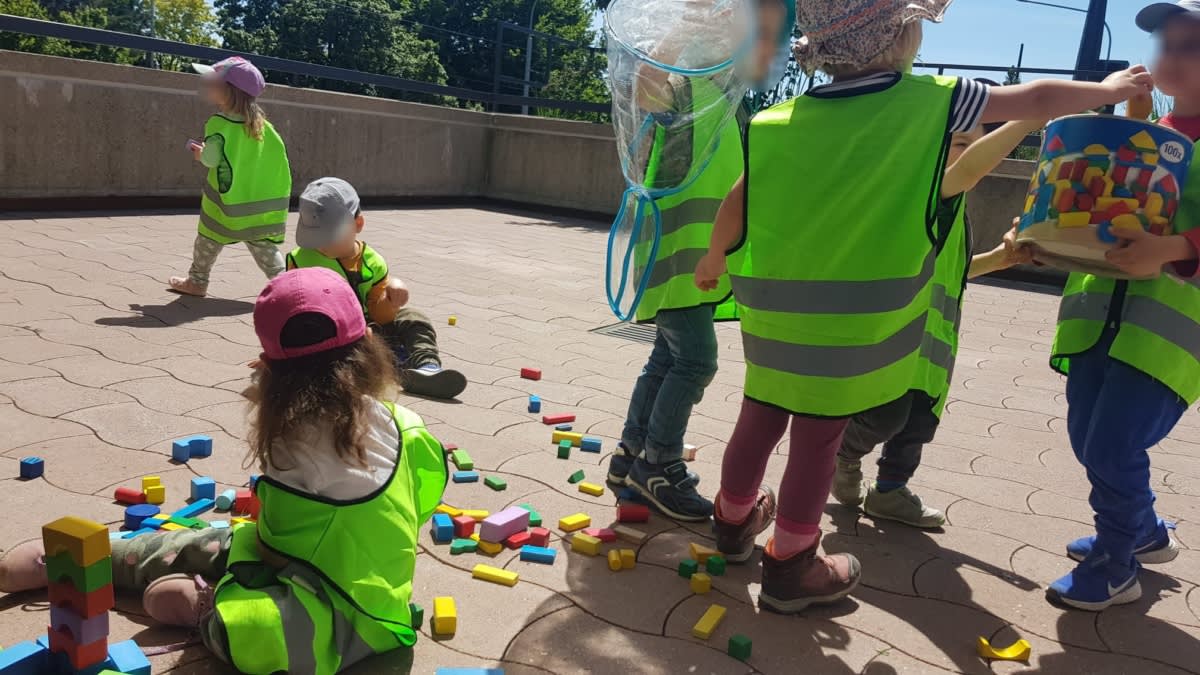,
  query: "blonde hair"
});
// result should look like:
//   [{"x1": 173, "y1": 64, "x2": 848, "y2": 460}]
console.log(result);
[
  {"x1": 225, "y1": 83, "x2": 266, "y2": 141},
  {"x1": 820, "y1": 21, "x2": 923, "y2": 79}
]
